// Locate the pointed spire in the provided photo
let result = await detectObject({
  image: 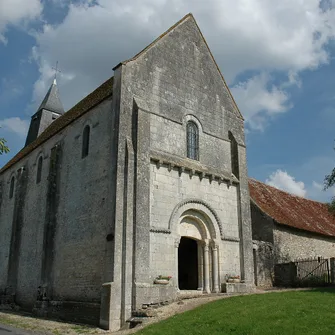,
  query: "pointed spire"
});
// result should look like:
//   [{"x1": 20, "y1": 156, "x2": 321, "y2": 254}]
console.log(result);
[{"x1": 37, "y1": 79, "x2": 64, "y2": 115}]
